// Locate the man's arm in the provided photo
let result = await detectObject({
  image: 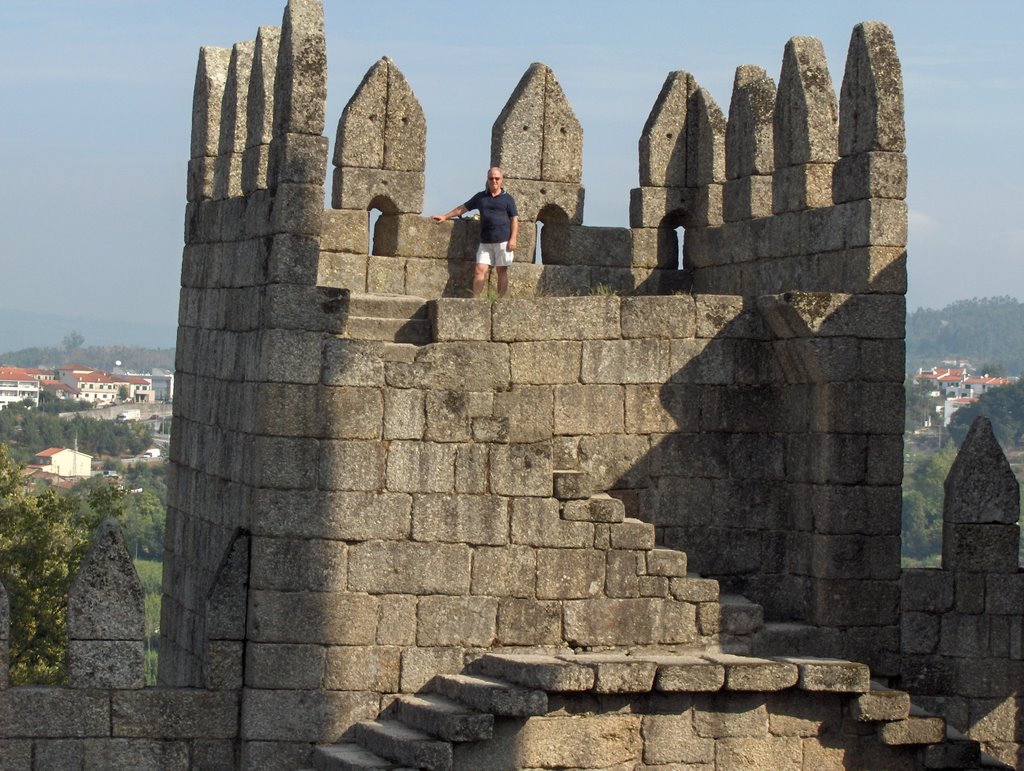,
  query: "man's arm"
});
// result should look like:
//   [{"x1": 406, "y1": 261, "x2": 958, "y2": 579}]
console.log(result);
[
  {"x1": 432, "y1": 204, "x2": 467, "y2": 222},
  {"x1": 507, "y1": 216, "x2": 519, "y2": 252}
]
